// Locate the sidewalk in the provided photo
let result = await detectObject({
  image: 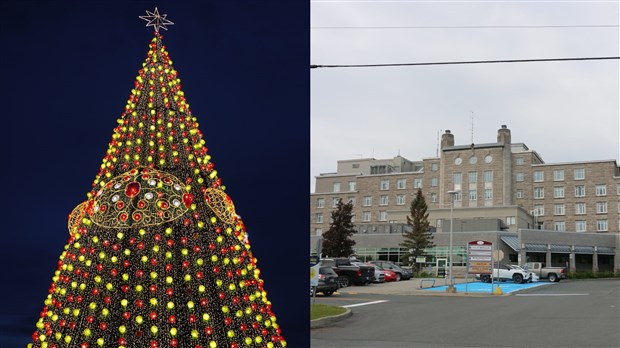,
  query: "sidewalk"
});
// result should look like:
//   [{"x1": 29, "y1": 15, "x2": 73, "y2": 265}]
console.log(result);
[{"x1": 336, "y1": 277, "x2": 485, "y2": 296}]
